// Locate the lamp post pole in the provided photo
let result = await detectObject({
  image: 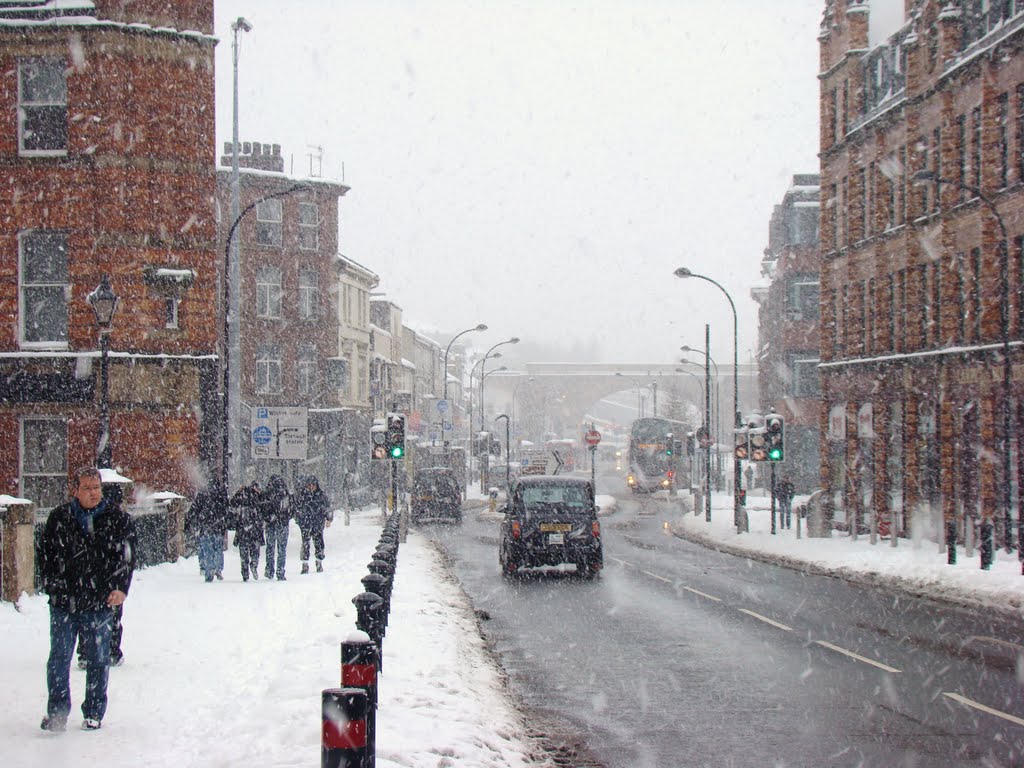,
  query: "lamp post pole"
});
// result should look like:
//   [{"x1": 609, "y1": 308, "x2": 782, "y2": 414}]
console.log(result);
[
  {"x1": 682, "y1": 348, "x2": 722, "y2": 485},
  {"x1": 86, "y1": 275, "x2": 120, "y2": 469},
  {"x1": 914, "y1": 170, "x2": 1013, "y2": 571},
  {"x1": 479, "y1": 337, "x2": 519, "y2": 433},
  {"x1": 495, "y1": 414, "x2": 511, "y2": 491},
  {"x1": 221, "y1": 183, "x2": 310, "y2": 493},
  {"x1": 480, "y1": 366, "x2": 507, "y2": 492},
  {"x1": 675, "y1": 267, "x2": 744, "y2": 533},
  {"x1": 442, "y1": 324, "x2": 487, "y2": 446}
]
